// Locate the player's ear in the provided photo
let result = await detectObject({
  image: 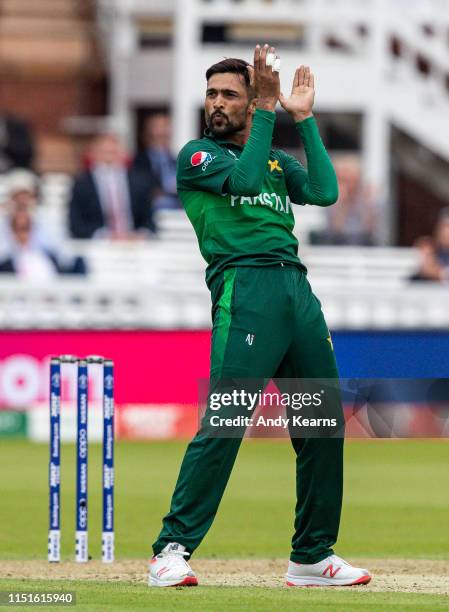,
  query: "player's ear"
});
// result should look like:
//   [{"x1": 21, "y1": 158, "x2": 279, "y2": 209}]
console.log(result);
[
  {"x1": 248, "y1": 97, "x2": 257, "y2": 116},
  {"x1": 246, "y1": 73, "x2": 257, "y2": 116}
]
